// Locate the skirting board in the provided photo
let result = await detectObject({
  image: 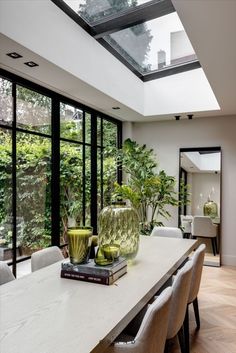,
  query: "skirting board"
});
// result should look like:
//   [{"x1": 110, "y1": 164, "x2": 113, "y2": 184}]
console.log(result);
[{"x1": 221, "y1": 255, "x2": 236, "y2": 266}]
